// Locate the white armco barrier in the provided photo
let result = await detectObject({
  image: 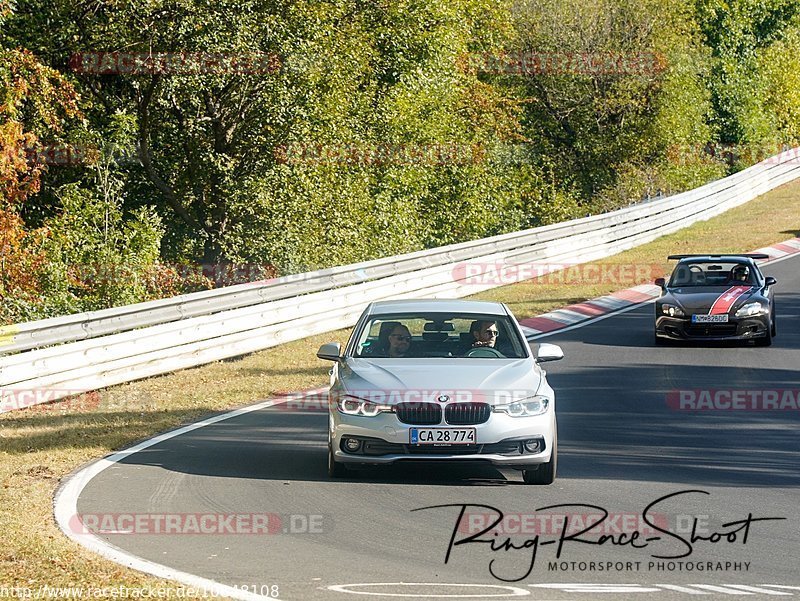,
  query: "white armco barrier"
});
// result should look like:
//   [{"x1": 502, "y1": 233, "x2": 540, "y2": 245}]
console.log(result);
[{"x1": 2, "y1": 149, "x2": 799, "y2": 411}]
